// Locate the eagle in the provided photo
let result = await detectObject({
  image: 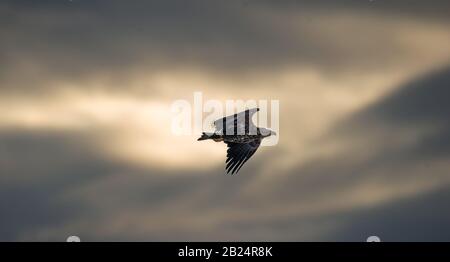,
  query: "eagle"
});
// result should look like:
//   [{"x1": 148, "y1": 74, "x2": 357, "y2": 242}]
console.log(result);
[{"x1": 197, "y1": 108, "x2": 276, "y2": 175}]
